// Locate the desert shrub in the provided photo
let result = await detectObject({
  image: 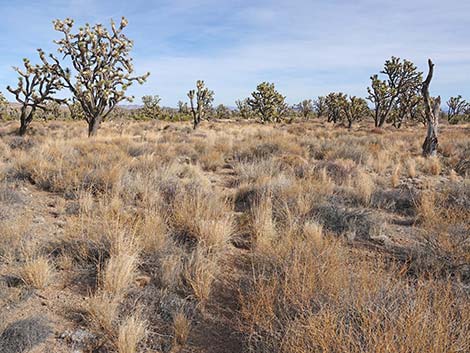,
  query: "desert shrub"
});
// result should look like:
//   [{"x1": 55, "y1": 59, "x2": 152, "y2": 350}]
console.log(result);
[
  {"x1": 371, "y1": 187, "x2": 417, "y2": 216},
  {"x1": 0, "y1": 184, "x2": 24, "y2": 204},
  {"x1": 170, "y1": 188, "x2": 234, "y2": 249},
  {"x1": 455, "y1": 146, "x2": 470, "y2": 177},
  {"x1": 309, "y1": 203, "x2": 382, "y2": 241},
  {"x1": 239, "y1": 236, "x2": 470, "y2": 353},
  {"x1": 0, "y1": 317, "x2": 51, "y2": 353},
  {"x1": 314, "y1": 159, "x2": 357, "y2": 185},
  {"x1": 19, "y1": 256, "x2": 55, "y2": 289},
  {"x1": 9, "y1": 140, "x2": 130, "y2": 195}
]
